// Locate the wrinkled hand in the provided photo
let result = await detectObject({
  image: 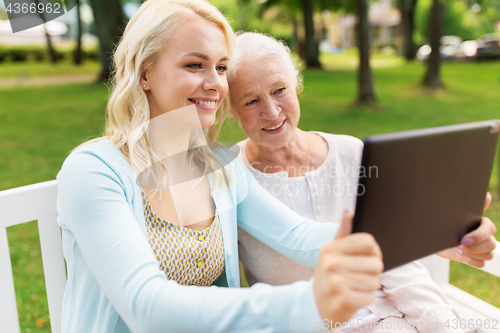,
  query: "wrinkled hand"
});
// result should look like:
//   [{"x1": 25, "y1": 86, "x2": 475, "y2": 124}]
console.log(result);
[
  {"x1": 437, "y1": 192, "x2": 497, "y2": 268},
  {"x1": 313, "y1": 212, "x2": 383, "y2": 326}
]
